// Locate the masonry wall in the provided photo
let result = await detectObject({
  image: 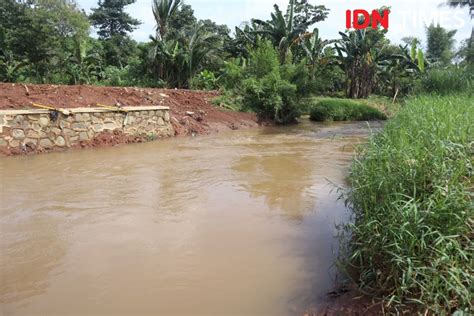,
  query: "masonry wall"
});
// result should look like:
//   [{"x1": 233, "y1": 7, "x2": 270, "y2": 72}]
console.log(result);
[{"x1": 0, "y1": 106, "x2": 173, "y2": 153}]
